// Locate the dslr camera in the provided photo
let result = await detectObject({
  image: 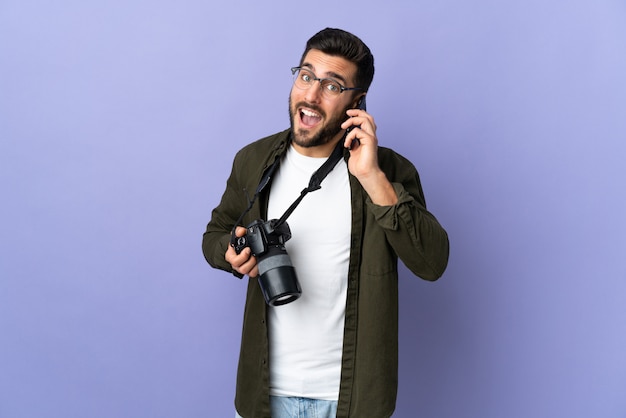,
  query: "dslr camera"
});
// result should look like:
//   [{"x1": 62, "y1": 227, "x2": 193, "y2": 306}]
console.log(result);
[{"x1": 231, "y1": 219, "x2": 301, "y2": 306}]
